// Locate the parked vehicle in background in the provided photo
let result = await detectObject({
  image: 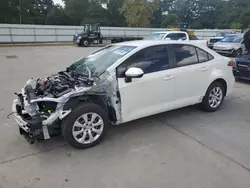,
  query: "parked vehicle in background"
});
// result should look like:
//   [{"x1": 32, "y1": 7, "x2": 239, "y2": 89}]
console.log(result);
[
  {"x1": 213, "y1": 34, "x2": 246, "y2": 57},
  {"x1": 207, "y1": 32, "x2": 233, "y2": 49},
  {"x1": 231, "y1": 30, "x2": 250, "y2": 81},
  {"x1": 73, "y1": 23, "x2": 143, "y2": 47},
  {"x1": 233, "y1": 56, "x2": 250, "y2": 80},
  {"x1": 145, "y1": 31, "x2": 208, "y2": 47},
  {"x1": 12, "y1": 40, "x2": 235, "y2": 149}
]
